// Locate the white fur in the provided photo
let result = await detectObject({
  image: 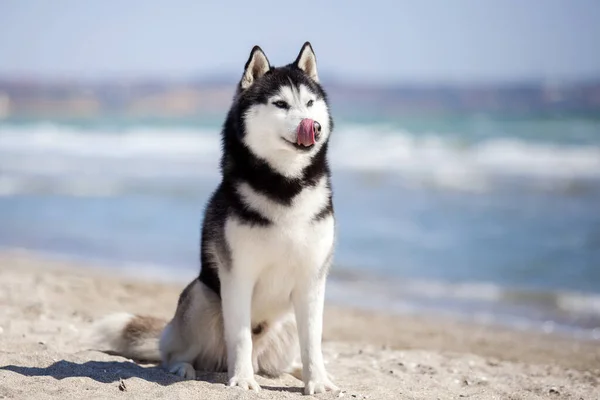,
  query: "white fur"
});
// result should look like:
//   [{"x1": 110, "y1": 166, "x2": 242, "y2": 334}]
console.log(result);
[
  {"x1": 90, "y1": 312, "x2": 135, "y2": 349},
  {"x1": 222, "y1": 183, "x2": 336, "y2": 393},
  {"x1": 243, "y1": 84, "x2": 331, "y2": 178},
  {"x1": 90, "y1": 313, "x2": 161, "y2": 361}
]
